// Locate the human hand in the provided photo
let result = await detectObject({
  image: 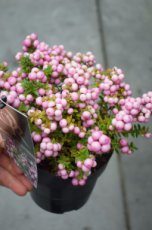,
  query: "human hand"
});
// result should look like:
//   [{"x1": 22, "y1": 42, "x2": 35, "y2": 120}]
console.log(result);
[{"x1": 0, "y1": 152, "x2": 33, "y2": 196}]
